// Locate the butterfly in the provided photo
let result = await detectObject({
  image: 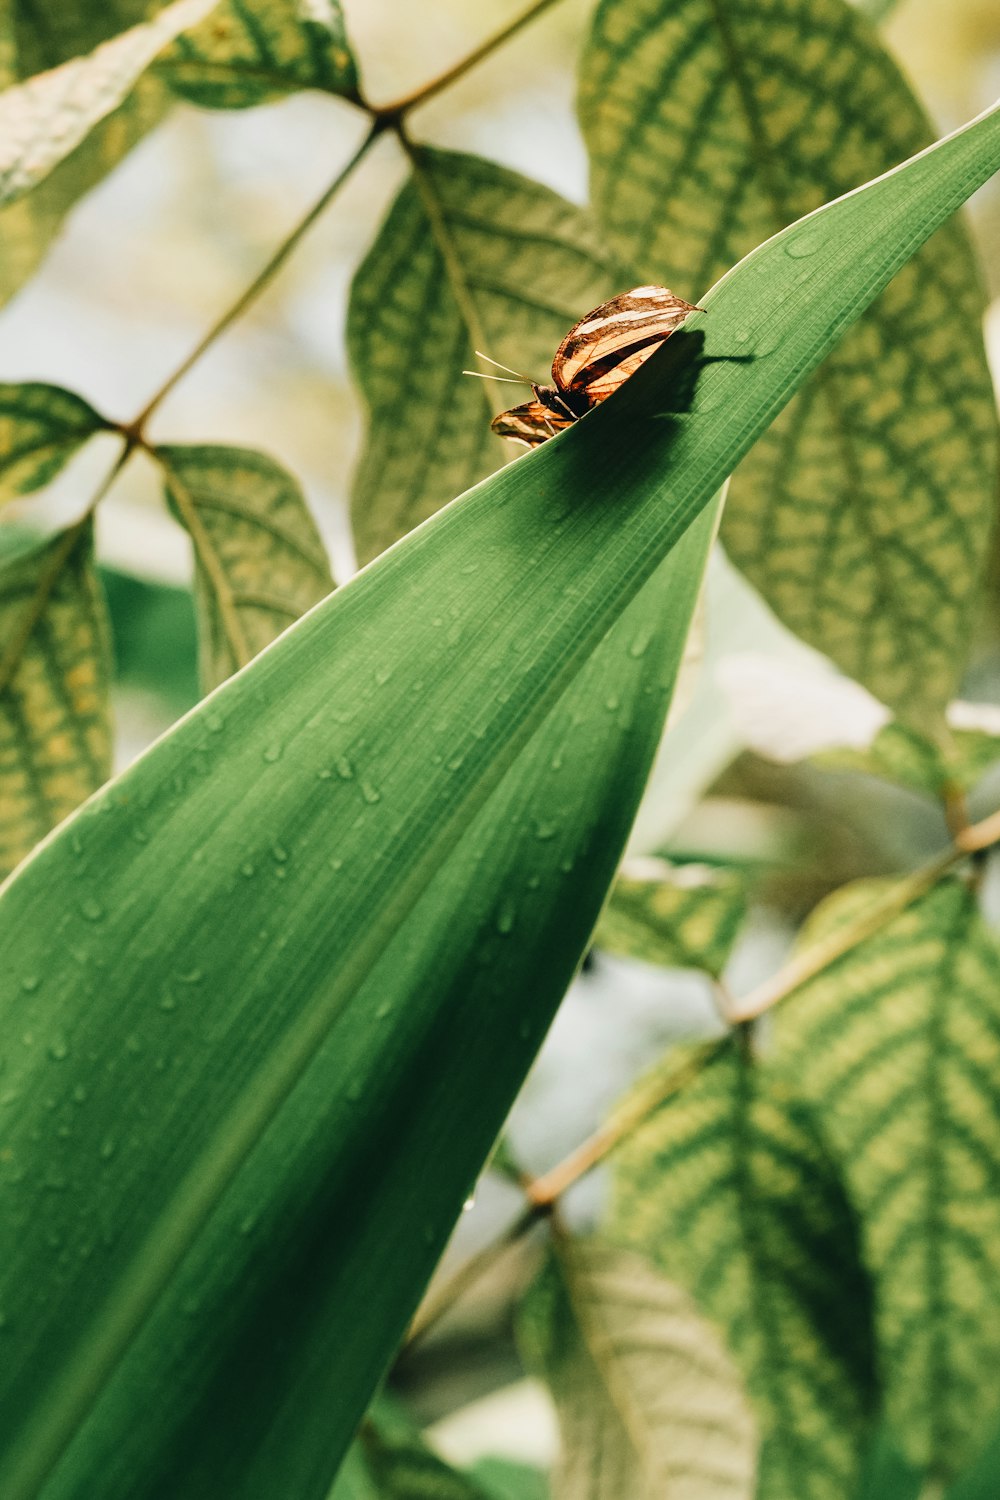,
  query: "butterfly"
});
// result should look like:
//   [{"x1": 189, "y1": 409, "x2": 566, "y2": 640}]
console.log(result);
[{"x1": 468, "y1": 286, "x2": 703, "y2": 448}]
